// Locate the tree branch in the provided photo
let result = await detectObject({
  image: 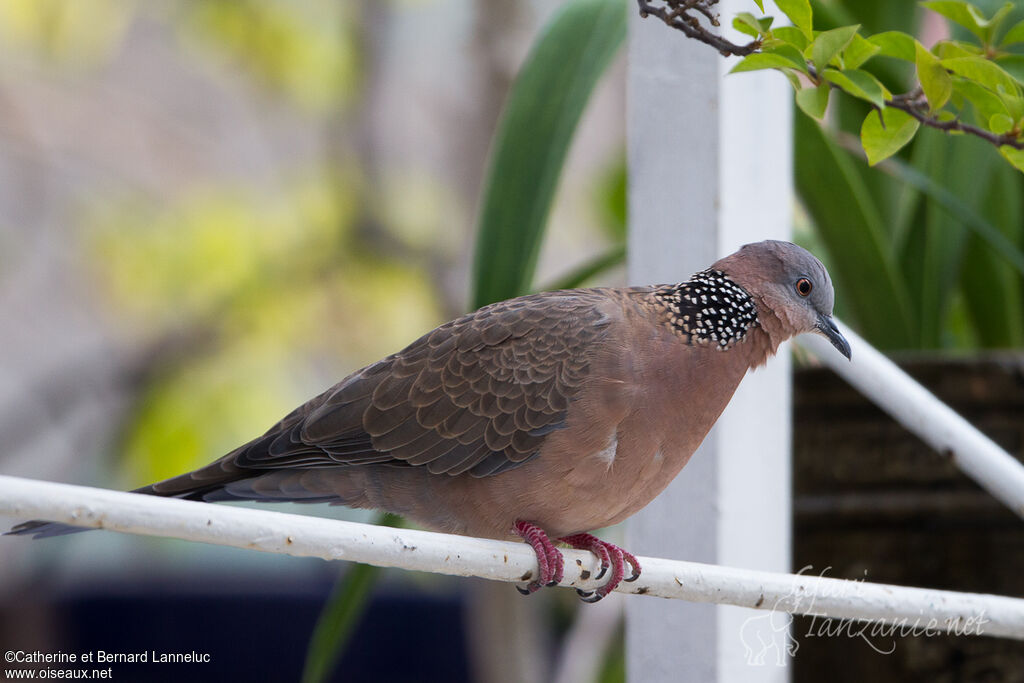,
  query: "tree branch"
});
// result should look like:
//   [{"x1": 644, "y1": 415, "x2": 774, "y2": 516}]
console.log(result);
[
  {"x1": 635, "y1": 0, "x2": 1024, "y2": 152},
  {"x1": 636, "y1": 0, "x2": 759, "y2": 56},
  {"x1": 884, "y1": 96, "x2": 1024, "y2": 150}
]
